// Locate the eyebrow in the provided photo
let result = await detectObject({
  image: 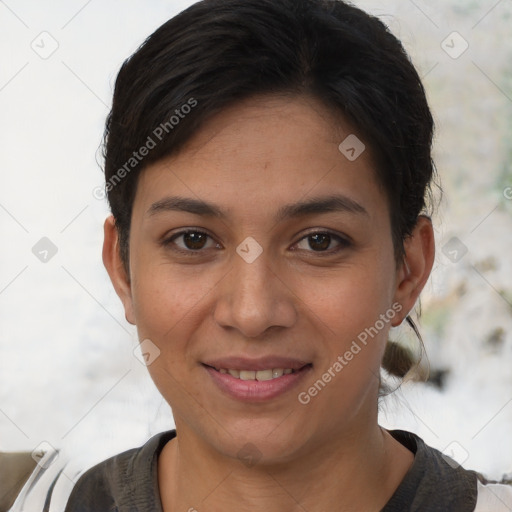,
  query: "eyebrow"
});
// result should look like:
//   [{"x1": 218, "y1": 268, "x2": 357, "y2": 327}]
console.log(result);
[{"x1": 146, "y1": 194, "x2": 369, "y2": 220}]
